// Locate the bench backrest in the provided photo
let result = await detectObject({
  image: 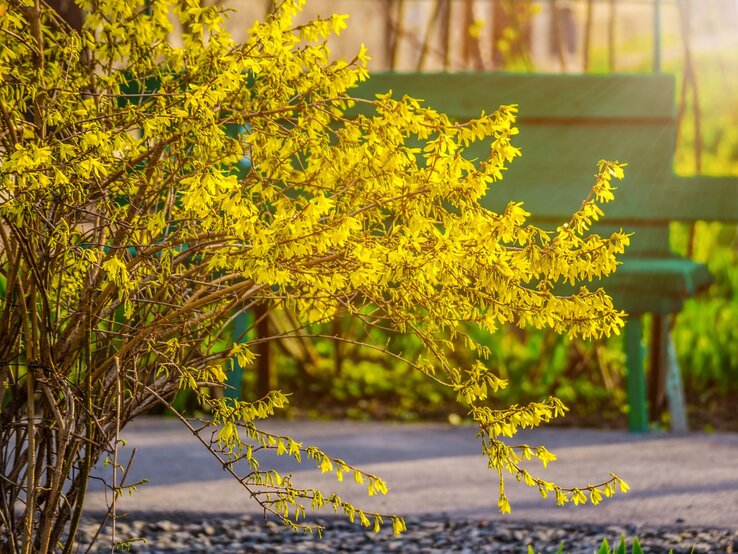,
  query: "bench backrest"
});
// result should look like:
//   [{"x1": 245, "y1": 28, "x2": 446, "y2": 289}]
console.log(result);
[{"x1": 352, "y1": 73, "x2": 736, "y2": 256}]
